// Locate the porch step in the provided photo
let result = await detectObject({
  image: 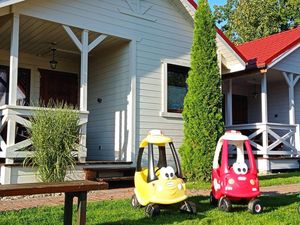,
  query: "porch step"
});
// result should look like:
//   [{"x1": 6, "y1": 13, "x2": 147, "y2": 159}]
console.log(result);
[{"x1": 83, "y1": 166, "x2": 136, "y2": 189}]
